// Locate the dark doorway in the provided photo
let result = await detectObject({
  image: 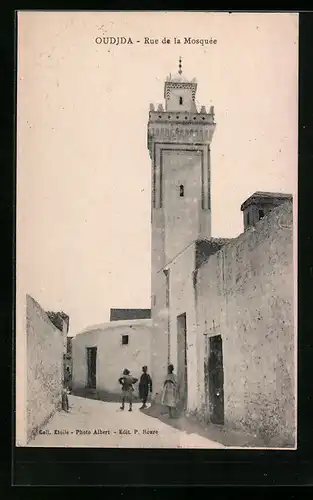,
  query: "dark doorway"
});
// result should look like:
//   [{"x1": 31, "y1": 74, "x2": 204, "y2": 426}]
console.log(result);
[
  {"x1": 208, "y1": 335, "x2": 224, "y2": 425},
  {"x1": 121, "y1": 335, "x2": 129, "y2": 345},
  {"x1": 177, "y1": 313, "x2": 188, "y2": 411},
  {"x1": 86, "y1": 347, "x2": 97, "y2": 389}
]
